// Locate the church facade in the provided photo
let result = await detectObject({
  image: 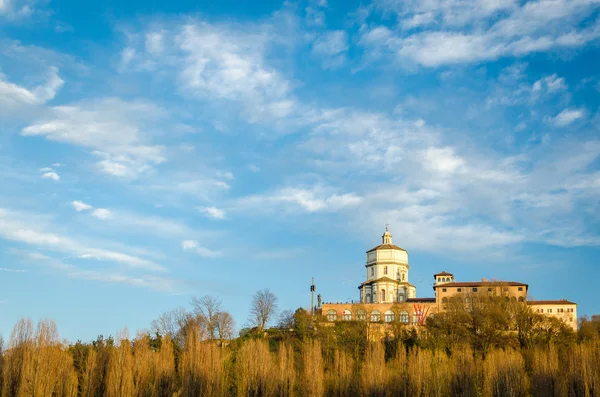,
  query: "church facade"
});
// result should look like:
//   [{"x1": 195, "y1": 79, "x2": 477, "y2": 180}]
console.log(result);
[{"x1": 321, "y1": 228, "x2": 578, "y2": 332}]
